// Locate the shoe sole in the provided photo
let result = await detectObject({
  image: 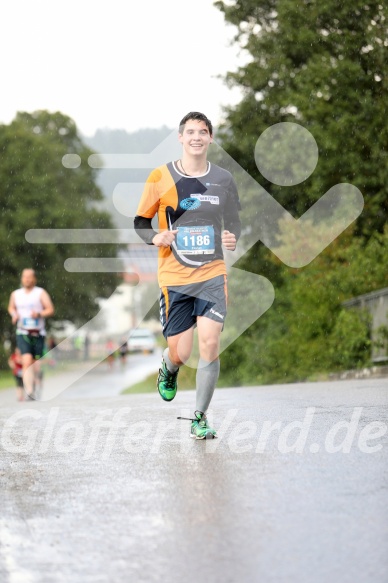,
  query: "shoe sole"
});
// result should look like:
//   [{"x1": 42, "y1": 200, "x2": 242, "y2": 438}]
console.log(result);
[
  {"x1": 157, "y1": 388, "x2": 176, "y2": 402},
  {"x1": 190, "y1": 432, "x2": 217, "y2": 440}
]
